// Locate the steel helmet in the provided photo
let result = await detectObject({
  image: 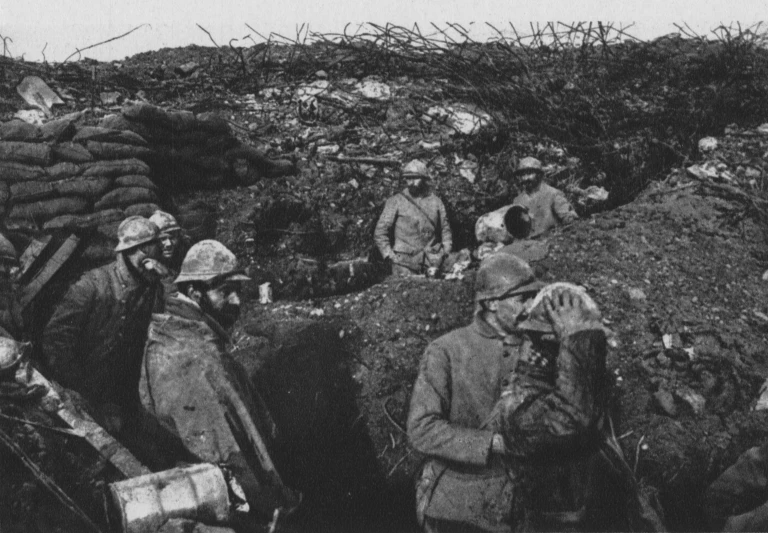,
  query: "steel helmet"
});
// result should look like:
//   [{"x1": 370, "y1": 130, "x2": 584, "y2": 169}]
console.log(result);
[
  {"x1": 402, "y1": 159, "x2": 430, "y2": 179},
  {"x1": 115, "y1": 216, "x2": 161, "y2": 252},
  {"x1": 516, "y1": 282, "x2": 602, "y2": 333},
  {"x1": 513, "y1": 157, "x2": 544, "y2": 176},
  {"x1": 149, "y1": 210, "x2": 181, "y2": 235},
  {"x1": 475, "y1": 253, "x2": 545, "y2": 302},
  {"x1": 0, "y1": 233, "x2": 17, "y2": 264},
  {"x1": 174, "y1": 240, "x2": 251, "y2": 284},
  {"x1": 0, "y1": 337, "x2": 24, "y2": 377}
]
